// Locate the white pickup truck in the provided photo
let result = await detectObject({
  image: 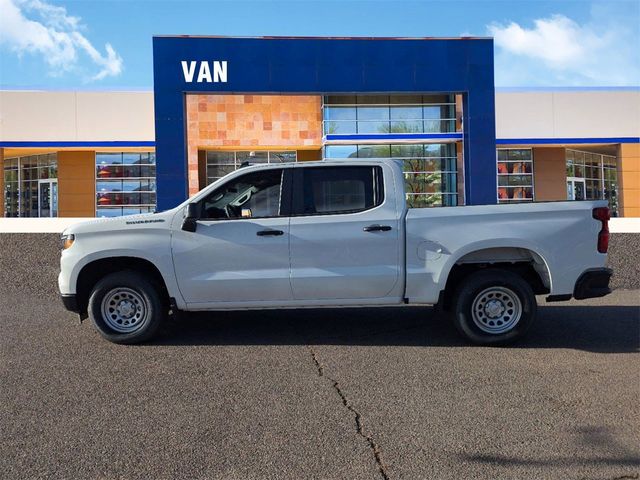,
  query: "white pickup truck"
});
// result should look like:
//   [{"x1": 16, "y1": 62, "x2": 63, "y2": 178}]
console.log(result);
[{"x1": 59, "y1": 160, "x2": 612, "y2": 345}]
